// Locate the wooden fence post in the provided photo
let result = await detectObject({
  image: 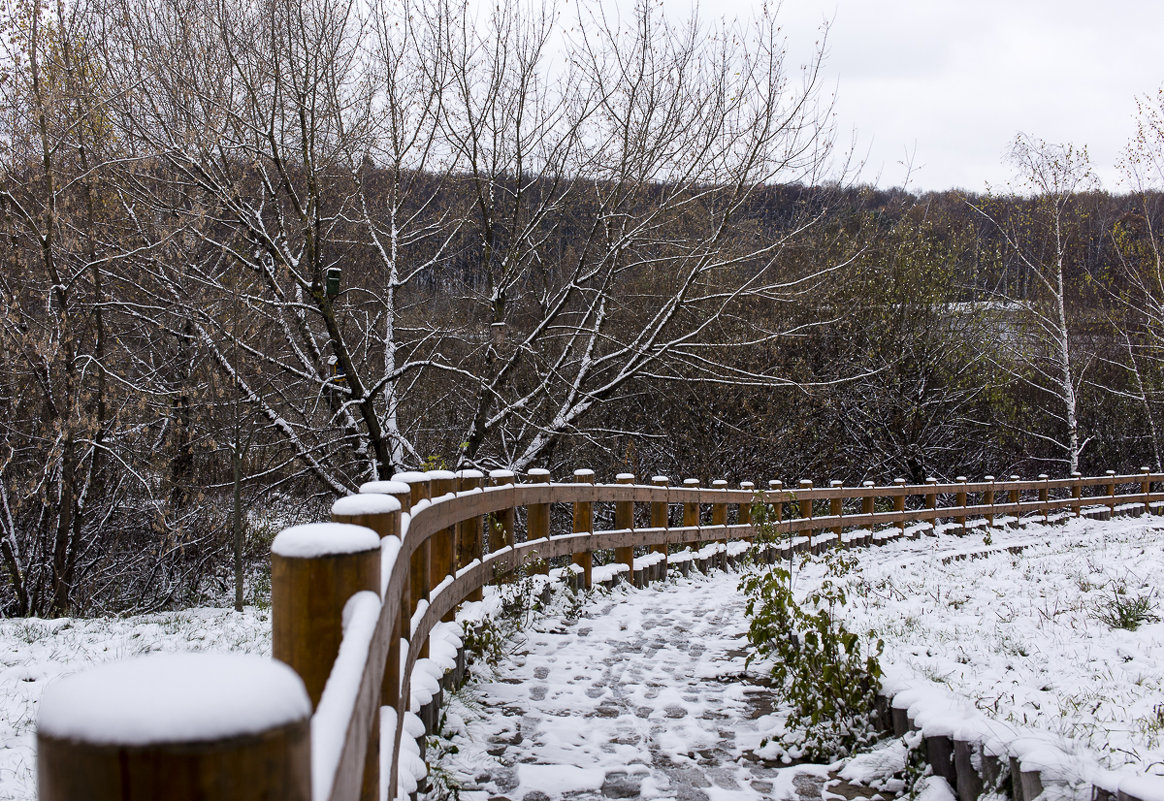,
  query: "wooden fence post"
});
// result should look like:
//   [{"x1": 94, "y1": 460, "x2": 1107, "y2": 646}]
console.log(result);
[
  {"x1": 271, "y1": 523, "x2": 381, "y2": 709},
  {"x1": 392, "y1": 471, "x2": 431, "y2": 657},
  {"x1": 572, "y1": 470, "x2": 595, "y2": 589},
  {"x1": 650, "y1": 476, "x2": 670, "y2": 568},
  {"x1": 332, "y1": 495, "x2": 403, "y2": 712},
  {"x1": 682, "y1": 478, "x2": 701, "y2": 553},
  {"x1": 489, "y1": 469, "x2": 517, "y2": 552},
  {"x1": 1141, "y1": 466, "x2": 1152, "y2": 516},
  {"x1": 38, "y1": 654, "x2": 312, "y2": 801},
  {"x1": 457, "y1": 470, "x2": 486, "y2": 602},
  {"x1": 427, "y1": 470, "x2": 458, "y2": 621},
  {"x1": 893, "y1": 478, "x2": 906, "y2": 536},
  {"x1": 526, "y1": 468, "x2": 550, "y2": 574},
  {"x1": 1038, "y1": 473, "x2": 1049, "y2": 523},
  {"x1": 1008, "y1": 475, "x2": 1021, "y2": 529},
  {"x1": 830, "y1": 480, "x2": 843, "y2": 545},
  {"x1": 739, "y1": 481, "x2": 755, "y2": 530},
  {"x1": 615, "y1": 473, "x2": 636, "y2": 583},
  {"x1": 329, "y1": 496, "x2": 401, "y2": 801},
  {"x1": 924, "y1": 477, "x2": 938, "y2": 532},
  {"x1": 983, "y1": 476, "x2": 995, "y2": 529},
  {"x1": 359, "y1": 481, "x2": 411, "y2": 713},
  {"x1": 1071, "y1": 471, "x2": 1083, "y2": 517},
  {"x1": 712, "y1": 479, "x2": 729, "y2": 568},
  {"x1": 1106, "y1": 469, "x2": 1117, "y2": 518},
  {"x1": 769, "y1": 480, "x2": 784, "y2": 527},
  {"x1": 956, "y1": 476, "x2": 968, "y2": 534},
  {"x1": 799, "y1": 479, "x2": 814, "y2": 549}
]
